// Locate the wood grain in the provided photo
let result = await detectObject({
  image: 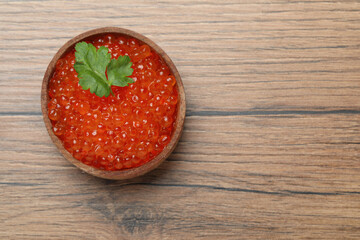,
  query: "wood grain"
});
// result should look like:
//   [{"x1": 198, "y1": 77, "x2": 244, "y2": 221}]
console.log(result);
[{"x1": 1, "y1": 0, "x2": 360, "y2": 239}]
